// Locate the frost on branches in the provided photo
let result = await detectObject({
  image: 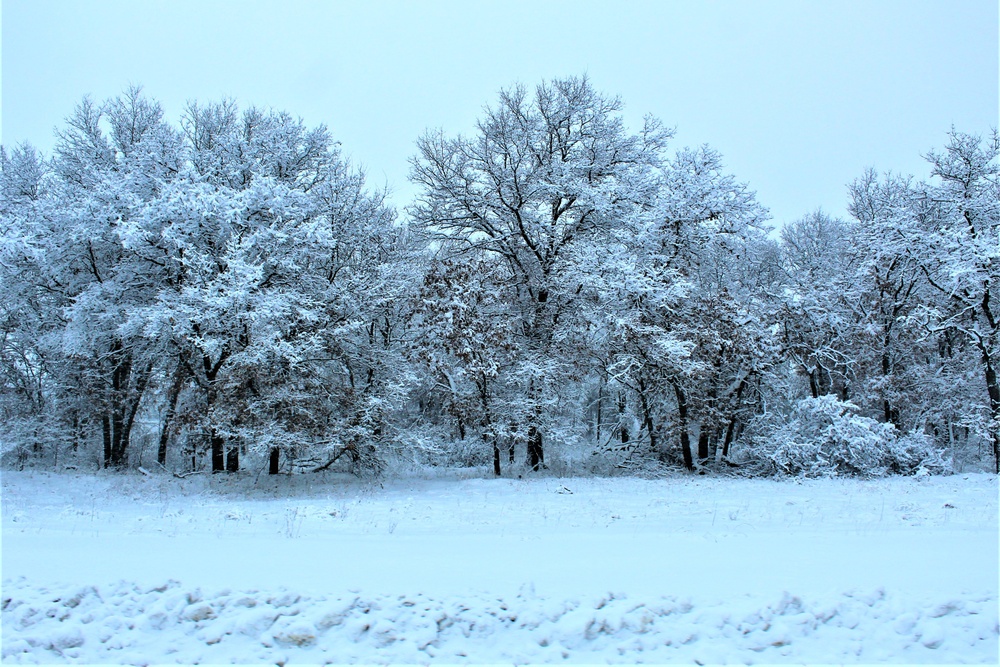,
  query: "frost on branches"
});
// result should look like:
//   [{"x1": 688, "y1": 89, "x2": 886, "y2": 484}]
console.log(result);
[{"x1": 0, "y1": 80, "x2": 995, "y2": 476}]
